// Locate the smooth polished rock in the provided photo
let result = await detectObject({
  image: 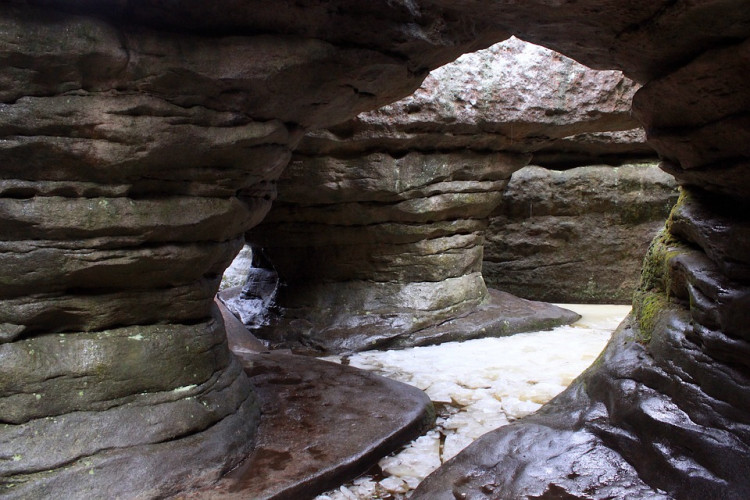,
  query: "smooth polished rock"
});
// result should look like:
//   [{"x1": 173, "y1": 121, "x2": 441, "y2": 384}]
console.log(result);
[
  {"x1": 412, "y1": 313, "x2": 750, "y2": 500},
  {"x1": 184, "y1": 349, "x2": 435, "y2": 500}
]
